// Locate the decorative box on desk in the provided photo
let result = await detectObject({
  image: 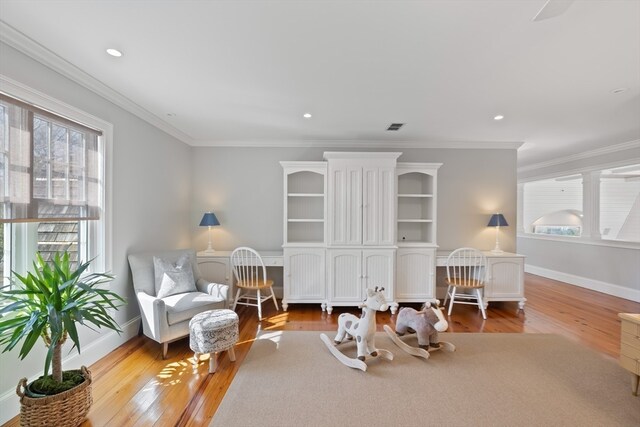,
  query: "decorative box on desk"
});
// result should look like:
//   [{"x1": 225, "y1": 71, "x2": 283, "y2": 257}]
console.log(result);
[
  {"x1": 436, "y1": 251, "x2": 526, "y2": 310},
  {"x1": 619, "y1": 313, "x2": 640, "y2": 396}
]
